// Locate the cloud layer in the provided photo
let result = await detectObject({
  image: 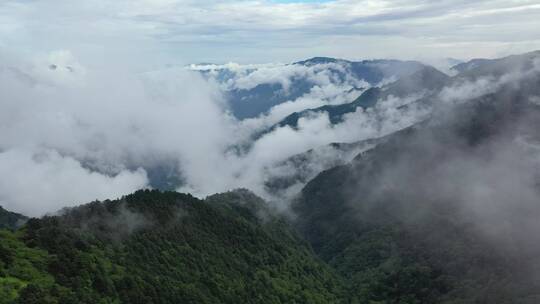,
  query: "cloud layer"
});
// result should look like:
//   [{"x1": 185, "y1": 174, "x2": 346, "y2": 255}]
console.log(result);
[
  {"x1": 1, "y1": 0, "x2": 539, "y2": 215},
  {"x1": 0, "y1": 50, "x2": 430, "y2": 216},
  {"x1": 1, "y1": 0, "x2": 539, "y2": 65}
]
